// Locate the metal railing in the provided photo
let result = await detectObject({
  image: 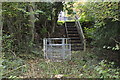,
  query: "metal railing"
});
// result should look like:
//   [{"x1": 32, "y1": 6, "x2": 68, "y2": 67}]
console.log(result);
[{"x1": 75, "y1": 16, "x2": 86, "y2": 51}]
